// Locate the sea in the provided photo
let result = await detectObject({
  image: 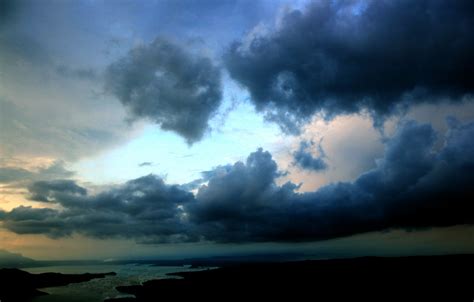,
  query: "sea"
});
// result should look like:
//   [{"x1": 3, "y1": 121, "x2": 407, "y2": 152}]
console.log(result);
[{"x1": 23, "y1": 264, "x2": 200, "y2": 302}]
